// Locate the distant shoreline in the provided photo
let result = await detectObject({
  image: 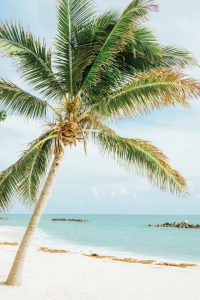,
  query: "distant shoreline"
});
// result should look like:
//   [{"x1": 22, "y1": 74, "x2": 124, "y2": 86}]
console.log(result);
[{"x1": 2, "y1": 238, "x2": 199, "y2": 266}]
